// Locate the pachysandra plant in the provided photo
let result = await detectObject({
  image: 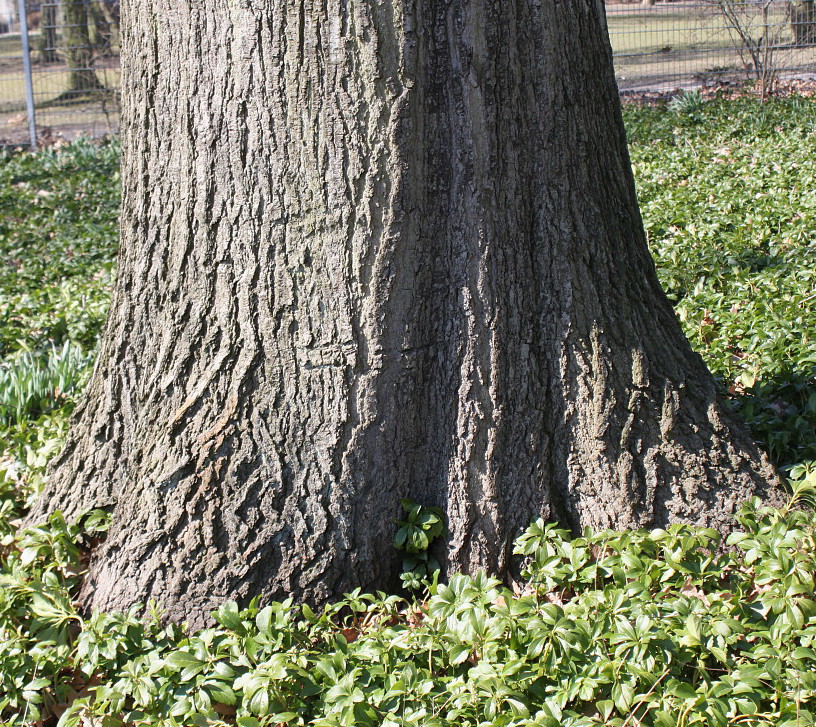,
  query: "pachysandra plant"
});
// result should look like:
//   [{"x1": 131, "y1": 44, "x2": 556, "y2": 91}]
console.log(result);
[{"x1": 393, "y1": 498, "x2": 446, "y2": 590}]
